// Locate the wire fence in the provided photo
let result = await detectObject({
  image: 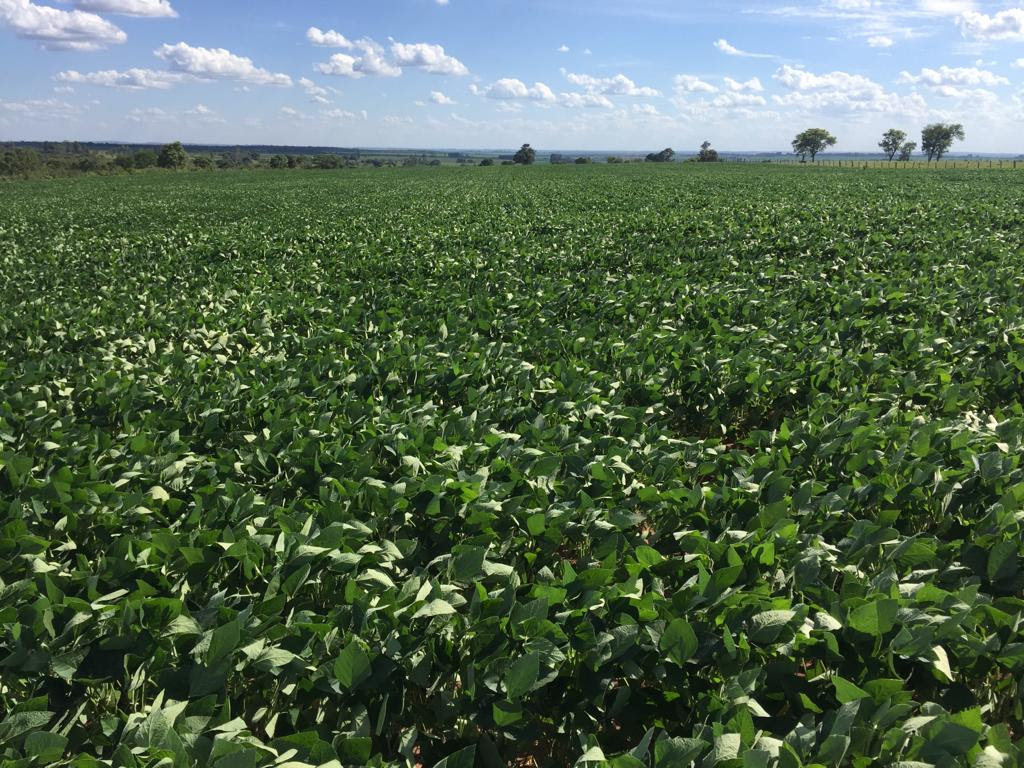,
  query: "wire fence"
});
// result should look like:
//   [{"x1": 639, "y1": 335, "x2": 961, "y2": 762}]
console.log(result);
[{"x1": 727, "y1": 157, "x2": 1022, "y2": 170}]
